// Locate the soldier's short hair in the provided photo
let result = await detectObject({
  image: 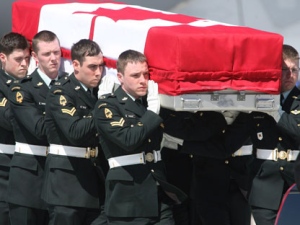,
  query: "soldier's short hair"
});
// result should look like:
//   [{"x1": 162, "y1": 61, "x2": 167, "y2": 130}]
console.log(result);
[
  {"x1": 32, "y1": 30, "x2": 59, "y2": 53},
  {"x1": 117, "y1": 49, "x2": 147, "y2": 74},
  {"x1": 71, "y1": 39, "x2": 102, "y2": 65},
  {"x1": 0, "y1": 32, "x2": 30, "y2": 56}
]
